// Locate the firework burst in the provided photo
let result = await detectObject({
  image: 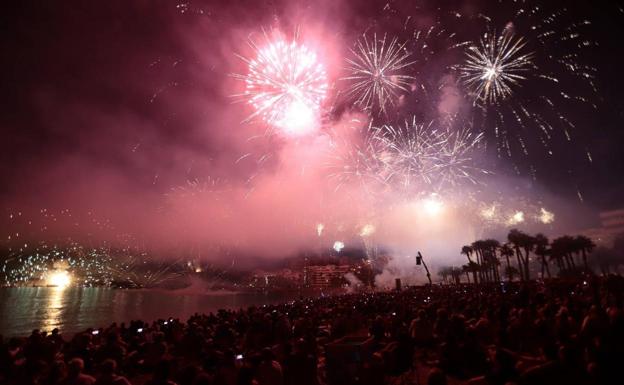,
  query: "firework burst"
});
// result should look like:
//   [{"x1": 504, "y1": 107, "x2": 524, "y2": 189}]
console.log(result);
[
  {"x1": 233, "y1": 34, "x2": 328, "y2": 136},
  {"x1": 454, "y1": 5, "x2": 597, "y2": 164},
  {"x1": 342, "y1": 33, "x2": 415, "y2": 115},
  {"x1": 475, "y1": 198, "x2": 556, "y2": 228},
  {"x1": 324, "y1": 120, "x2": 390, "y2": 194},
  {"x1": 459, "y1": 30, "x2": 535, "y2": 104},
  {"x1": 372, "y1": 118, "x2": 487, "y2": 194}
]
